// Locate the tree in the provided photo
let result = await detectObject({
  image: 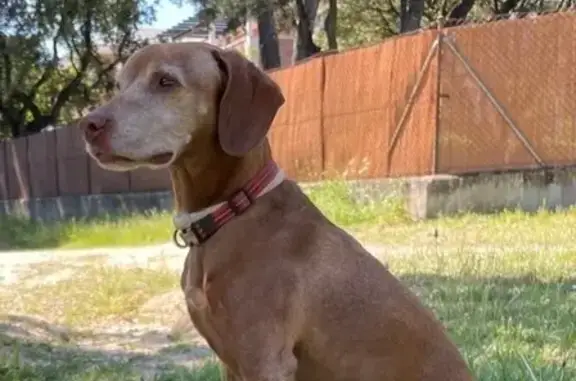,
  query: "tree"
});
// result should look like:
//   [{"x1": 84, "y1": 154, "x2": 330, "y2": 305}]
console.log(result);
[
  {"x1": 186, "y1": 0, "x2": 287, "y2": 70},
  {"x1": 446, "y1": 0, "x2": 572, "y2": 24},
  {"x1": 293, "y1": 0, "x2": 321, "y2": 61},
  {"x1": 400, "y1": 0, "x2": 426, "y2": 32},
  {"x1": 324, "y1": 0, "x2": 338, "y2": 51},
  {"x1": 330, "y1": 0, "x2": 571, "y2": 51},
  {"x1": 257, "y1": 1, "x2": 282, "y2": 69},
  {"x1": 0, "y1": 0, "x2": 155, "y2": 138},
  {"x1": 331, "y1": 0, "x2": 433, "y2": 48},
  {"x1": 187, "y1": 0, "x2": 329, "y2": 65}
]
